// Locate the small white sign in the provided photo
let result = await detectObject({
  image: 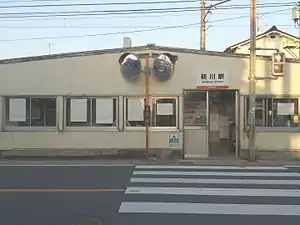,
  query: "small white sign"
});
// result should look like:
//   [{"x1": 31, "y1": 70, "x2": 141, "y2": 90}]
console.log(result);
[
  {"x1": 197, "y1": 72, "x2": 229, "y2": 88},
  {"x1": 70, "y1": 99, "x2": 88, "y2": 122},
  {"x1": 157, "y1": 103, "x2": 173, "y2": 115},
  {"x1": 9, "y1": 98, "x2": 26, "y2": 122},
  {"x1": 277, "y1": 103, "x2": 294, "y2": 115},
  {"x1": 128, "y1": 98, "x2": 144, "y2": 121},
  {"x1": 169, "y1": 132, "x2": 180, "y2": 148},
  {"x1": 96, "y1": 98, "x2": 114, "y2": 124}
]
